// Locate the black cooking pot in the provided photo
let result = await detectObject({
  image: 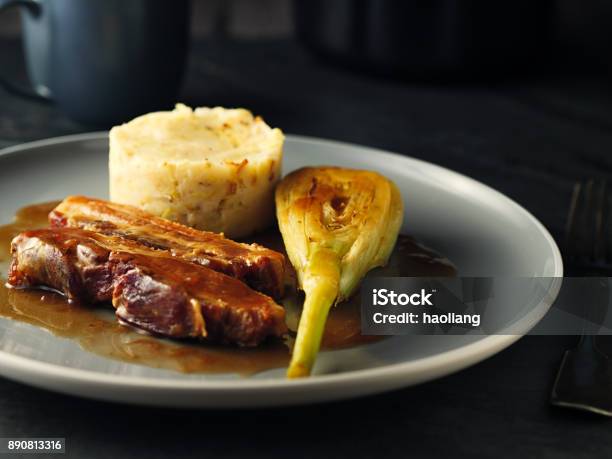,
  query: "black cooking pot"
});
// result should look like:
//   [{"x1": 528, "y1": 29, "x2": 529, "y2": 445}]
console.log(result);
[{"x1": 294, "y1": 0, "x2": 554, "y2": 79}]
